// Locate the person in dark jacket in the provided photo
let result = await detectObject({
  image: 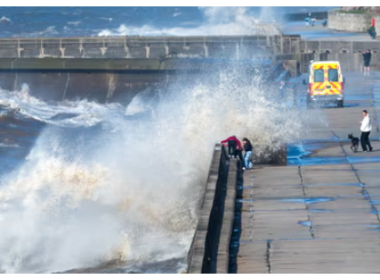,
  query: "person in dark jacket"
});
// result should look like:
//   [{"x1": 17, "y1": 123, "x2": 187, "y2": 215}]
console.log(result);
[
  {"x1": 368, "y1": 26, "x2": 376, "y2": 39},
  {"x1": 242, "y1": 138, "x2": 253, "y2": 170},
  {"x1": 363, "y1": 49, "x2": 372, "y2": 76}
]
